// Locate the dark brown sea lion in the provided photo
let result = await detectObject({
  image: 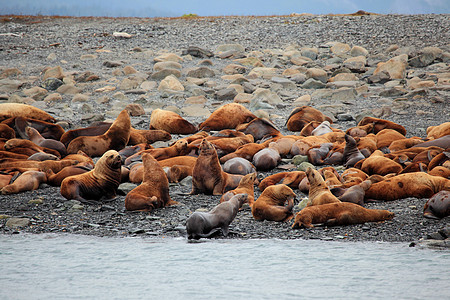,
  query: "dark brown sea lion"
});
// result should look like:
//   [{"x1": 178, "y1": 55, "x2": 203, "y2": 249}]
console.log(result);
[
  {"x1": 330, "y1": 179, "x2": 372, "y2": 206},
  {"x1": 25, "y1": 126, "x2": 67, "y2": 157},
  {"x1": 67, "y1": 110, "x2": 131, "y2": 157},
  {"x1": 27, "y1": 152, "x2": 59, "y2": 161},
  {"x1": 305, "y1": 167, "x2": 341, "y2": 206},
  {"x1": 343, "y1": 134, "x2": 365, "y2": 168},
  {"x1": 358, "y1": 116, "x2": 406, "y2": 135},
  {"x1": 235, "y1": 118, "x2": 281, "y2": 141},
  {"x1": 292, "y1": 202, "x2": 394, "y2": 229},
  {"x1": 412, "y1": 135, "x2": 450, "y2": 150},
  {"x1": 0, "y1": 124, "x2": 15, "y2": 139},
  {"x1": 364, "y1": 172, "x2": 450, "y2": 201},
  {"x1": 252, "y1": 148, "x2": 281, "y2": 171},
  {"x1": 0, "y1": 103, "x2": 56, "y2": 123},
  {"x1": 149, "y1": 108, "x2": 197, "y2": 134},
  {"x1": 286, "y1": 106, "x2": 332, "y2": 132},
  {"x1": 45, "y1": 164, "x2": 93, "y2": 186},
  {"x1": 4, "y1": 138, "x2": 62, "y2": 158},
  {"x1": 60, "y1": 150, "x2": 122, "y2": 204},
  {"x1": 252, "y1": 184, "x2": 295, "y2": 222},
  {"x1": 258, "y1": 171, "x2": 306, "y2": 192},
  {"x1": 186, "y1": 193, "x2": 248, "y2": 239},
  {"x1": 223, "y1": 157, "x2": 256, "y2": 175},
  {"x1": 59, "y1": 122, "x2": 111, "y2": 147},
  {"x1": 164, "y1": 165, "x2": 193, "y2": 183},
  {"x1": 0, "y1": 170, "x2": 47, "y2": 195},
  {"x1": 220, "y1": 173, "x2": 256, "y2": 206},
  {"x1": 307, "y1": 142, "x2": 333, "y2": 165},
  {"x1": 125, "y1": 153, "x2": 178, "y2": 211},
  {"x1": 198, "y1": 103, "x2": 257, "y2": 131},
  {"x1": 423, "y1": 190, "x2": 450, "y2": 219}
]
